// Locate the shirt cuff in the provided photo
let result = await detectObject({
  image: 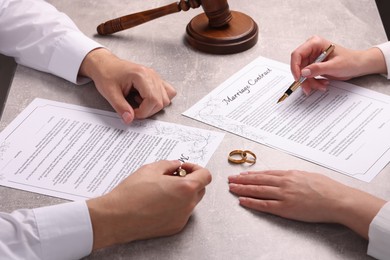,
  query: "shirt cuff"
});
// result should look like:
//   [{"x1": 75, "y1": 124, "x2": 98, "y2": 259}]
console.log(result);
[
  {"x1": 367, "y1": 201, "x2": 390, "y2": 259},
  {"x1": 375, "y1": 42, "x2": 390, "y2": 79},
  {"x1": 48, "y1": 30, "x2": 103, "y2": 85},
  {"x1": 33, "y1": 201, "x2": 93, "y2": 260}
]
